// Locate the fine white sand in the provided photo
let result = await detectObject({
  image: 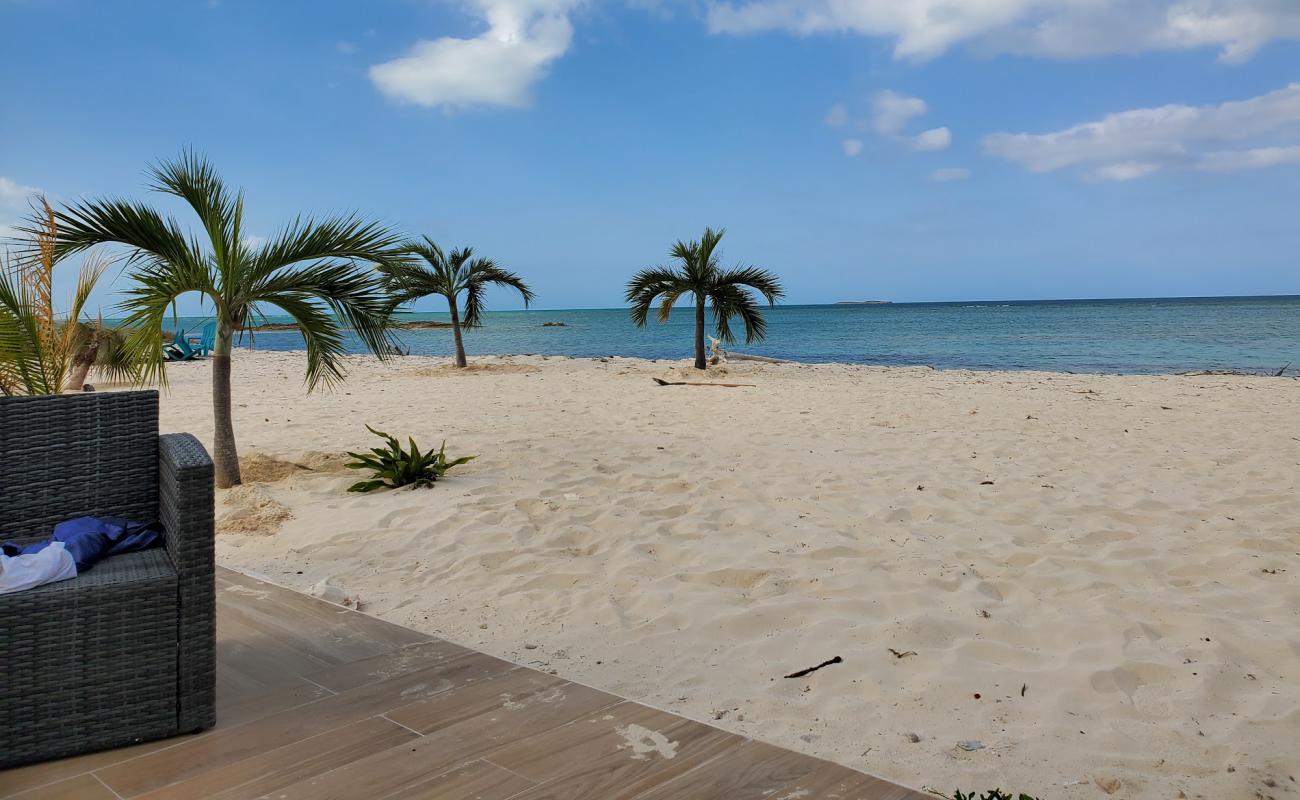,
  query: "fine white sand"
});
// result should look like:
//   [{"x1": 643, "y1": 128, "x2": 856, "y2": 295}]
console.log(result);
[{"x1": 156, "y1": 350, "x2": 1299, "y2": 799}]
